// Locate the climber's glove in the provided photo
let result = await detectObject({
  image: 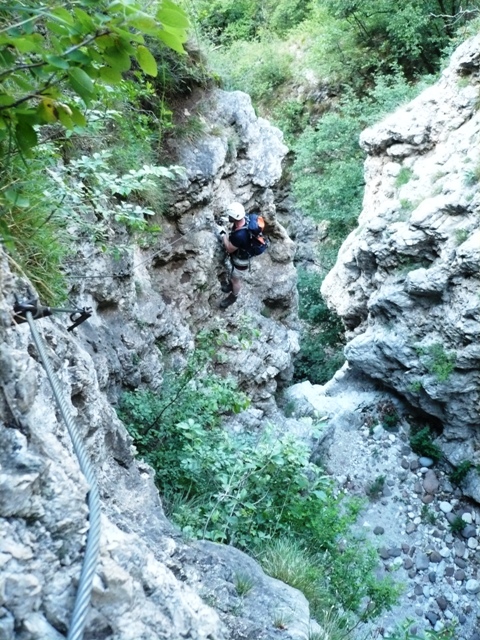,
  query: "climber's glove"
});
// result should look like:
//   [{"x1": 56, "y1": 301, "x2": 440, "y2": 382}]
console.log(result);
[{"x1": 216, "y1": 225, "x2": 227, "y2": 240}]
